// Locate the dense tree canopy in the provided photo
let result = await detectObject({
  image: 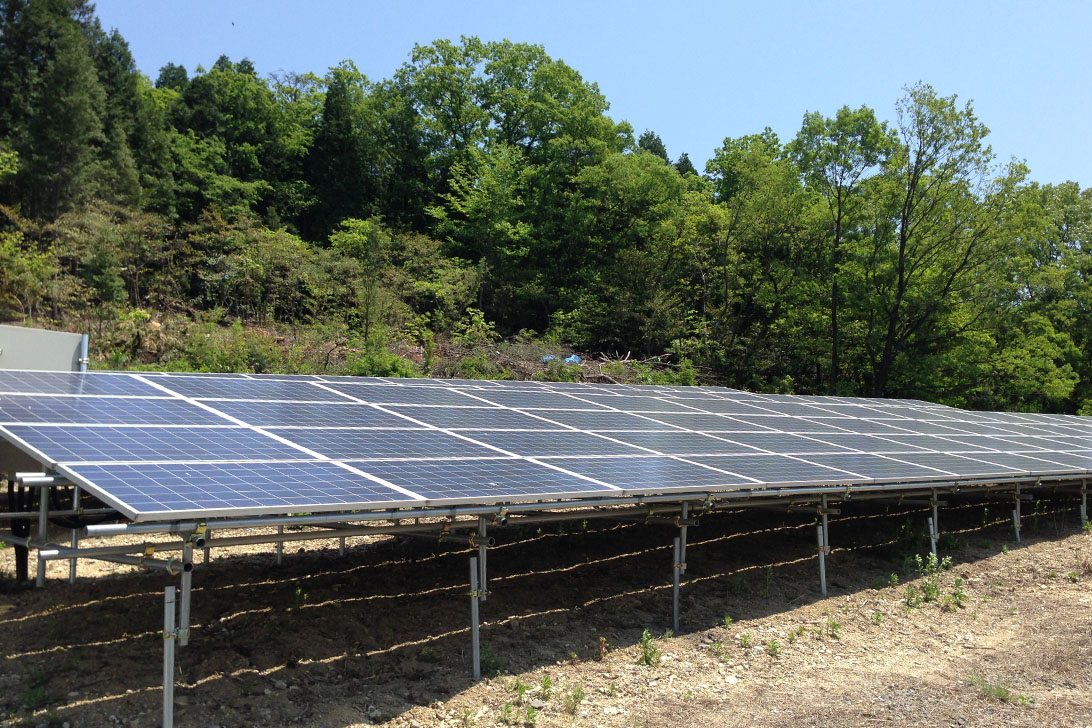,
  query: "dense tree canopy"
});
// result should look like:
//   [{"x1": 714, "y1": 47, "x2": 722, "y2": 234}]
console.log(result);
[{"x1": 0, "y1": 0, "x2": 1089, "y2": 413}]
